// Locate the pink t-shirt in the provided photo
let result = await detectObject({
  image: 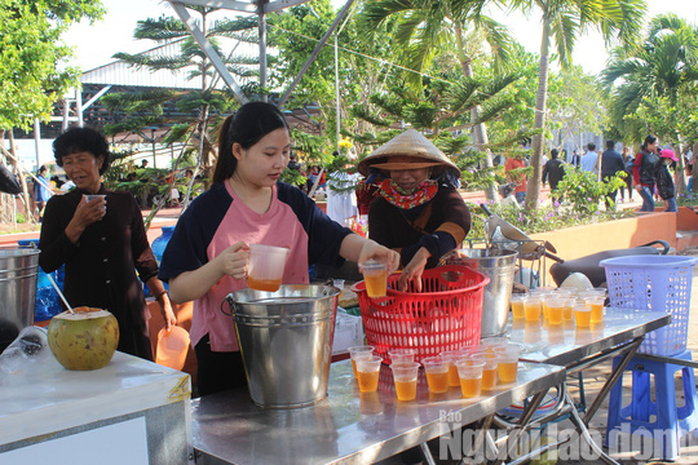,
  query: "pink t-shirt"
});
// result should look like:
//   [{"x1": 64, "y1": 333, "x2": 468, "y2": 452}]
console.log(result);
[{"x1": 193, "y1": 182, "x2": 311, "y2": 352}]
